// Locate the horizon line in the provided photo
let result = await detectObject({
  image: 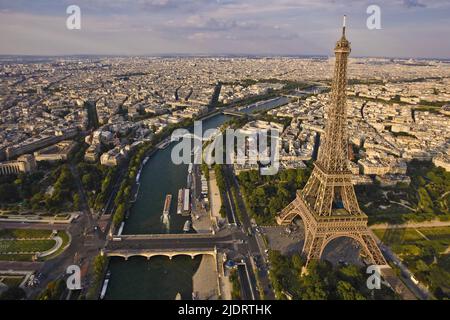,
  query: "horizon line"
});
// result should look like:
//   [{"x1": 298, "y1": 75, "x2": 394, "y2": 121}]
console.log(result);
[{"x1": 1, "y1": 53, "x2": 449, "y2": 61}]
